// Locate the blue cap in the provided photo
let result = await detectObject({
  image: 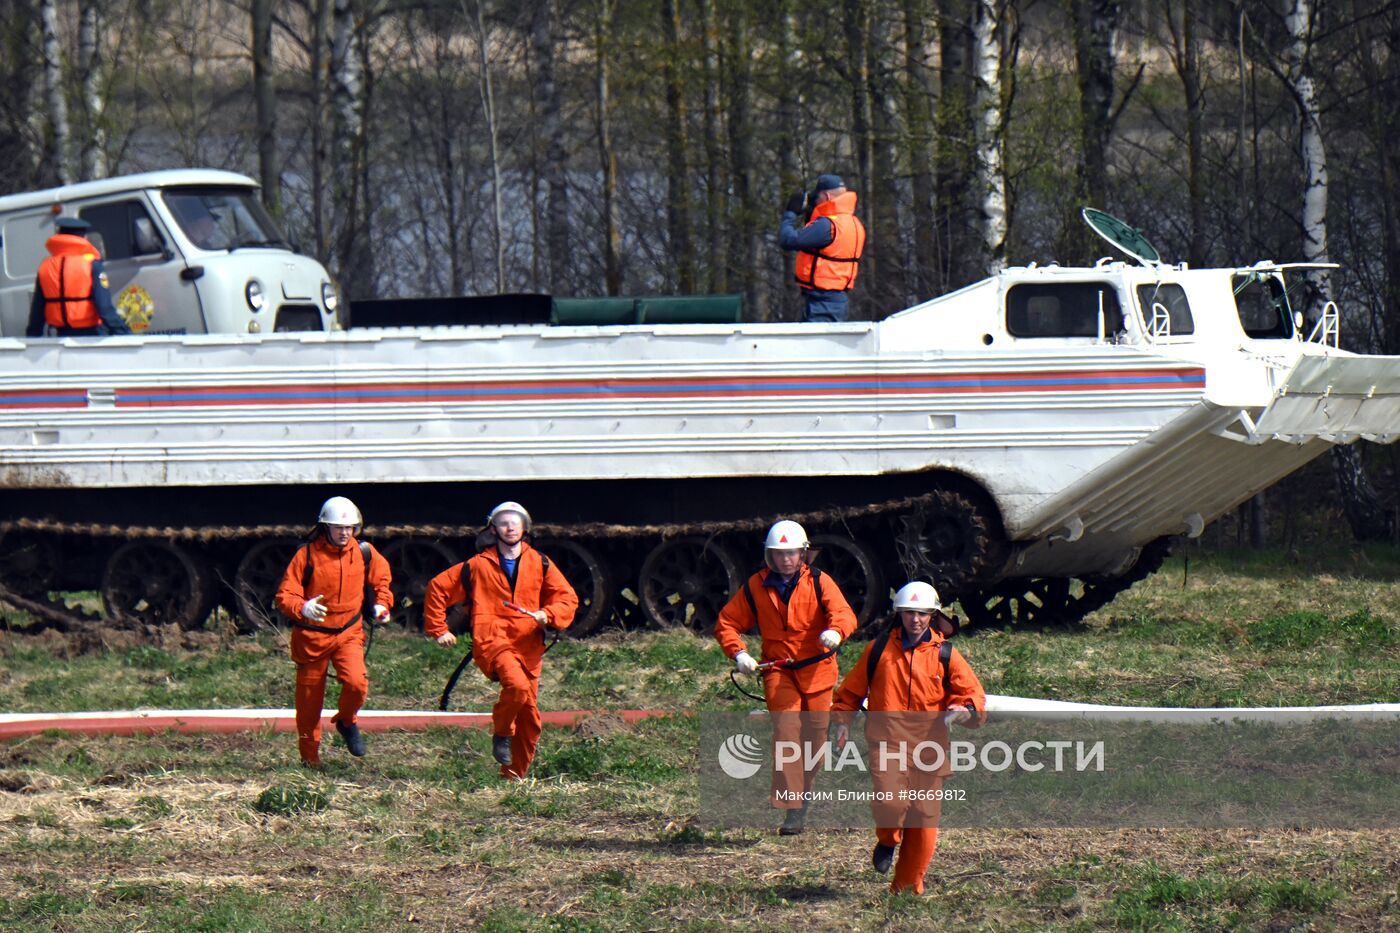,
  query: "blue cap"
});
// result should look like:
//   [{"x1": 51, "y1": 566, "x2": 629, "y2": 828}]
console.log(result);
[
  {"x1": 814, "y1": 174, "x2": 844, "y2": 193},
  {"x1": 55, "y1": 217, "x2": 90, "y2": 233}
]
